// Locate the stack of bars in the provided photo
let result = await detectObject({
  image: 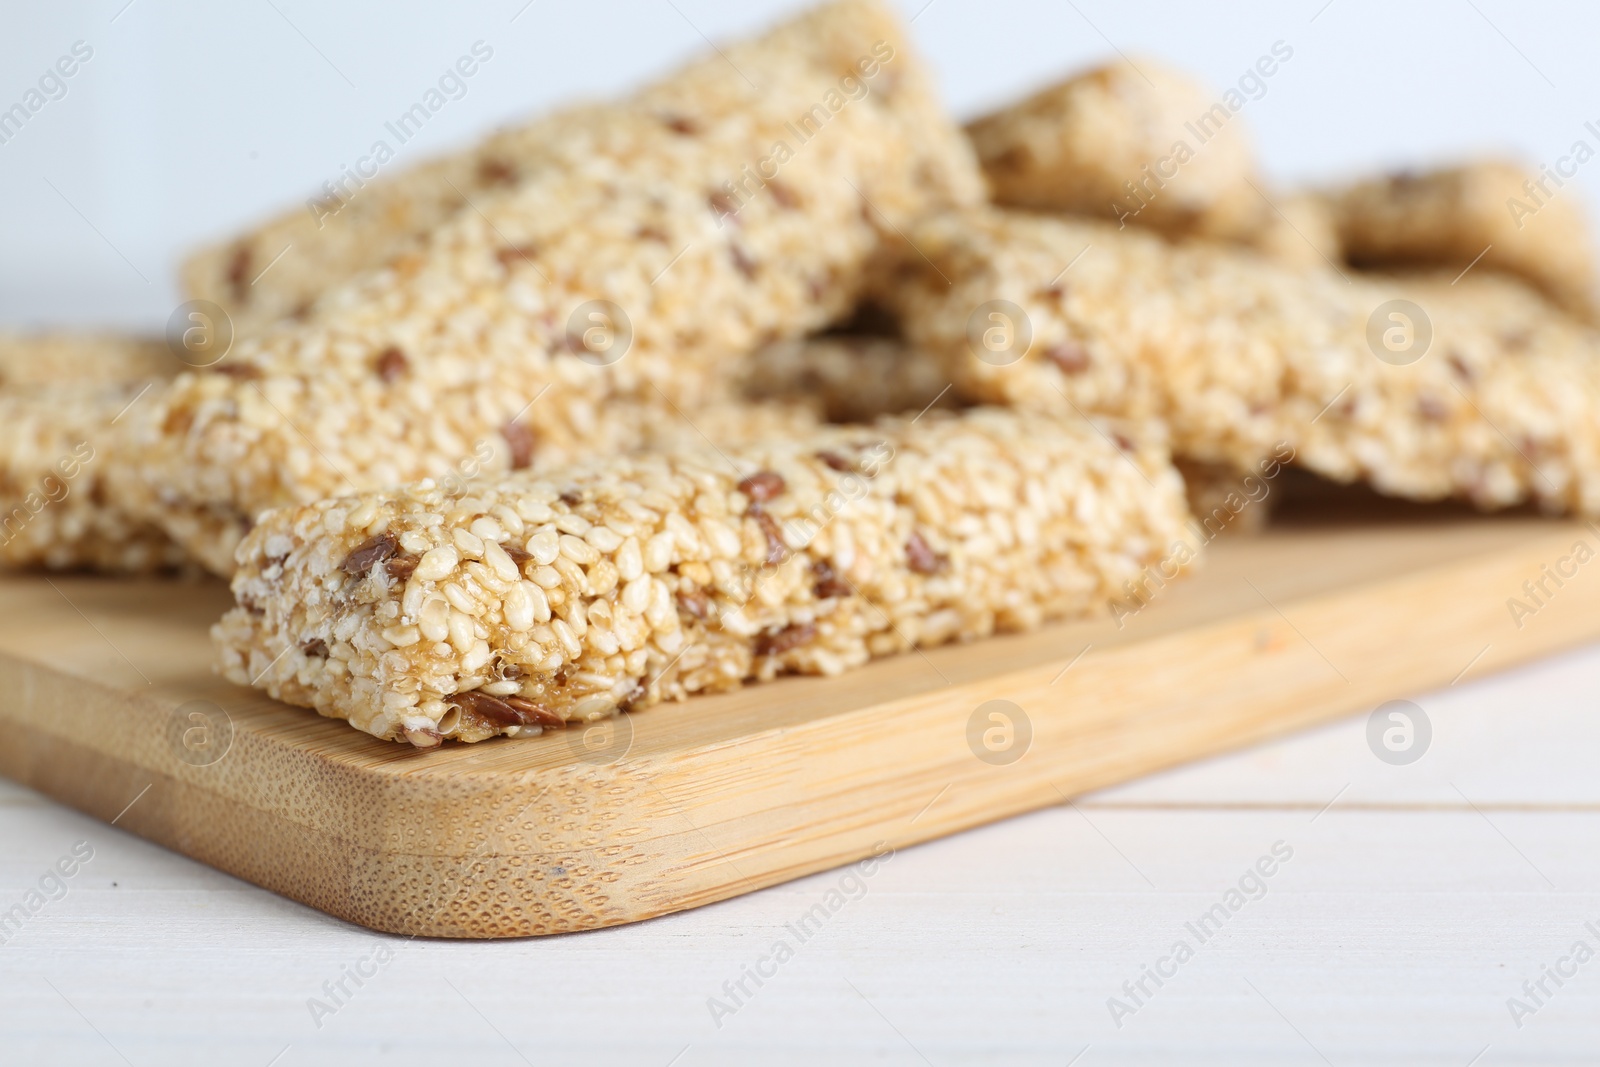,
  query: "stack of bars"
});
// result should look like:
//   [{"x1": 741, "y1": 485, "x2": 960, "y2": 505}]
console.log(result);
[{"x1": 5, "y1": 0, "x2": 1599, "y2": 747}]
